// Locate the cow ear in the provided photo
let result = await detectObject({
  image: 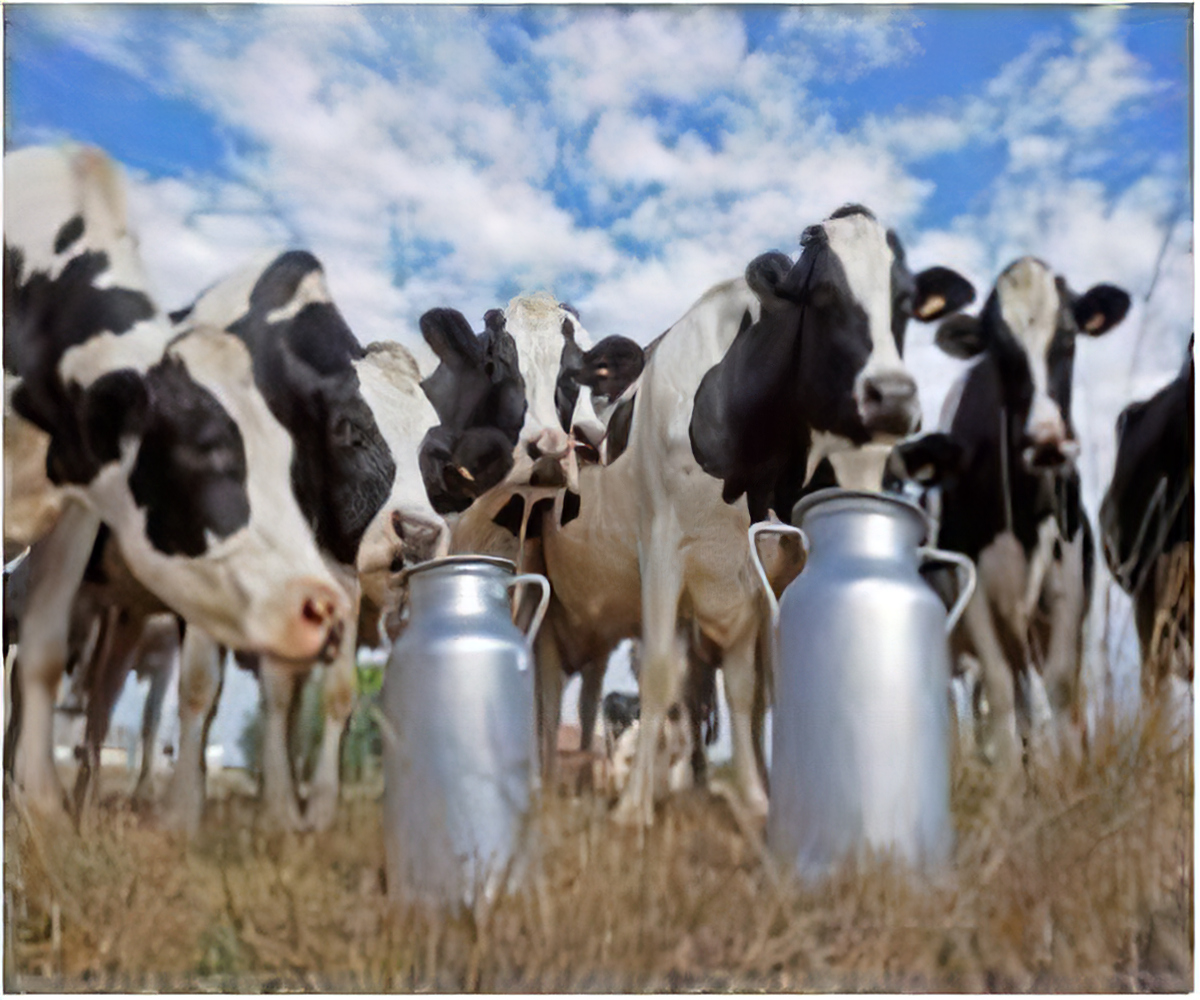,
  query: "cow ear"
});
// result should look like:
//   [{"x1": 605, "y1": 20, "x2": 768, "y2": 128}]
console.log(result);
[
  {"x1": 912, "y1": 267, "x2": 975, "y2": 322},
  {"x1": 1073, "y1": 284, "x2": 1130, "y2": 337},
  {"x1": 934, "y1": 314, "x2": 986, "y2": 360},
  {"x1": 81, "y1": 369, "x2": 148, "y2": 466},
  {"x1": 745, "y1": 252, "x2": 796, "y2": 311},
  {"x1": 579, "y1": 336, "x2": 645, "y2": 392},
  {"x1": 420, "y1": 308, "x2": 484, "y2": 370}
]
